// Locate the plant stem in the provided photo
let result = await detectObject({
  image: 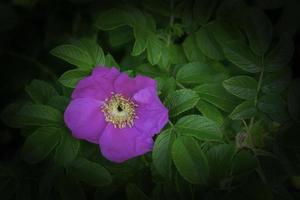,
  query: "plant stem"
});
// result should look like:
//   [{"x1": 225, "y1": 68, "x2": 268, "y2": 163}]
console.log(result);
[
  {"x1": 250, "y1": 56, "x2": 265, "y2": 128},
  {"x1": 247, "y1": 55, "x2": 267, "y2": 183},
  {"x1": 176, "y1": 81, "x2": 186, "y2": 89},
  {"x1": 167, "y1": 0, "x2": 174, "y2": 46}
]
